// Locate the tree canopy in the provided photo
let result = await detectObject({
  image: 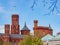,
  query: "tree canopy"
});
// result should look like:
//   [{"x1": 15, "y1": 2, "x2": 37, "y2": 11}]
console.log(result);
[{"x1": 19, "y1": 36, "x2": 43, "y2": 45}]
